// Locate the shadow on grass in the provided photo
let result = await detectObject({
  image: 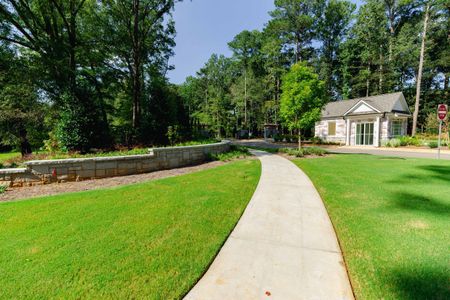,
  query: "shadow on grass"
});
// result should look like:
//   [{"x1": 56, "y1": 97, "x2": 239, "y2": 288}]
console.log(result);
[
  {"x1": 377, "y1": 156, "x2": 406, "y2": 160},
  {"x1": 387, "y1": 266, "x2": 450, "y2": 300},
  {"x1": 391, "y1": 192, "x2": 450, "y2": 216},
  {"x1": 416, "y1": 165, "x2": 450, "y2": 183}
]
